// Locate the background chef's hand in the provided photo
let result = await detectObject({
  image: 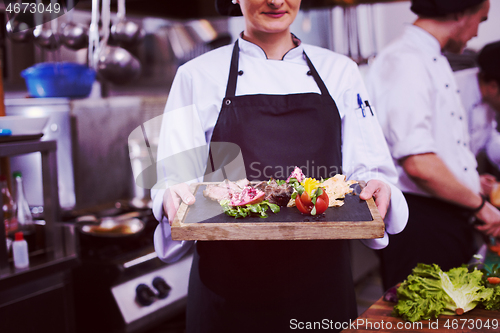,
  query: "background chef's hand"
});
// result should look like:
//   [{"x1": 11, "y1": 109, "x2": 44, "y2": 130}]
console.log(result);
[
  {"x1": 359, "y1": 179, "x2": 391, "y2": 219},
  {"x1": 163, "y1": 183, "x2": 195, "y2": 225},
  {"x1": 480, "y1": 174, "x2": 497, "y2": 198},
  {"x1": 475, "y1": 201, "x2": 500, "y2": 238}
]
